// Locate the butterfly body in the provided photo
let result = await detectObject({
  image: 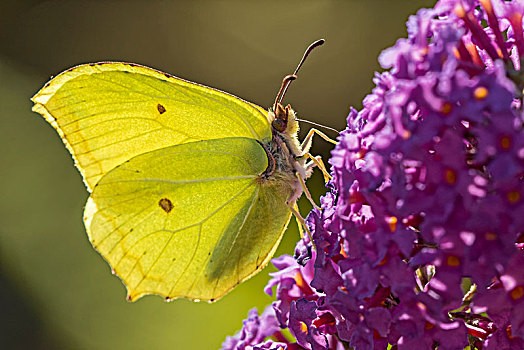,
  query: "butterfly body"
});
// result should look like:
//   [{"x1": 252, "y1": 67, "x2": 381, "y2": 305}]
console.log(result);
[
  {"x1": 32, "y1": 62, "x2": 314, "y2": 302},
  {"x1": 262, "y1": 104, "x2": 311, "y2": 204}
]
